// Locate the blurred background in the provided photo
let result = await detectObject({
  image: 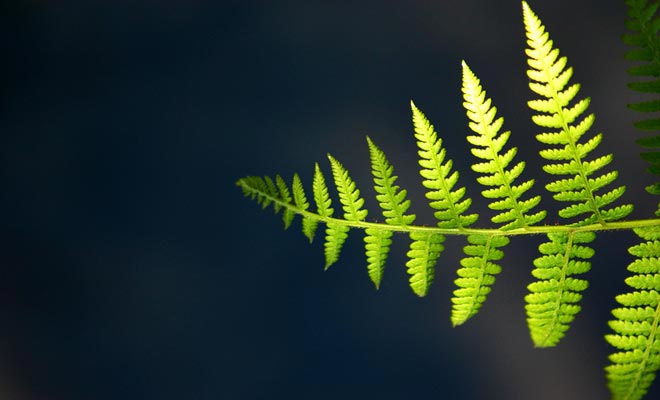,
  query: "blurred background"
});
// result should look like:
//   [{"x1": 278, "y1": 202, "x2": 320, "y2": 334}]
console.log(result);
[{"x1": 2, "y1": 0, "x2": 659, "y2": 399}]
